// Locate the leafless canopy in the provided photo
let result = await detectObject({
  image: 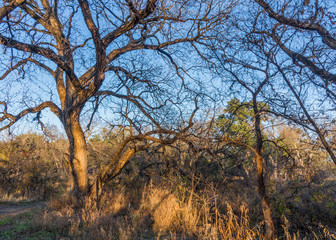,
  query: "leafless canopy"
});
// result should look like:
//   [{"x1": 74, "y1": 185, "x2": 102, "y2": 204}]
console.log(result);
[{"x1": 0, "y1": 0, "x2": 233, "y2": 197}]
